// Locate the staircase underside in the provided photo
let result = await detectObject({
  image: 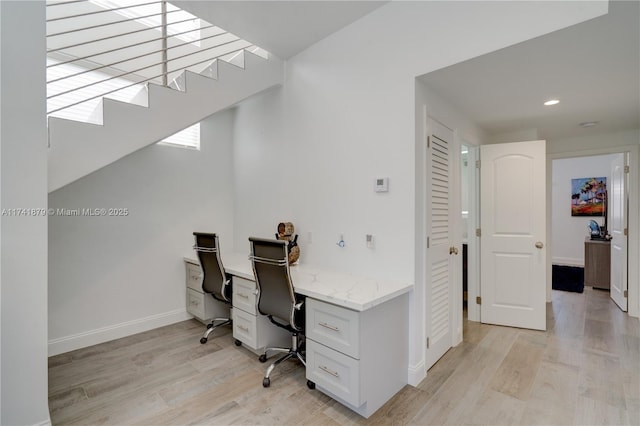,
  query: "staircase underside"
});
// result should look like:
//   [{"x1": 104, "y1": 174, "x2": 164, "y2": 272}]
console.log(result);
[{"x1": 48, "y1": 50, "x2": 283, "y2": 192}]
